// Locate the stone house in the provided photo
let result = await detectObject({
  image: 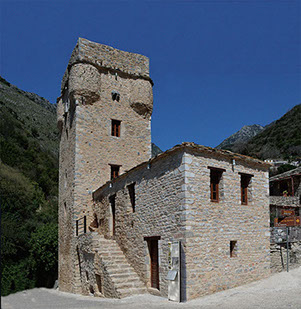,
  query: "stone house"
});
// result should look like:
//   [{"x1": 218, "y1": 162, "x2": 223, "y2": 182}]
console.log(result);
[
  {"x1": 57, "y1": 38, "x2": 271, "y2": 301},
  {"x1": 269, "y1": 167, "x2": 301, "y2": 272},
  {"x1": 269, "y1": 167, "x2": 301, "y2": 226}
]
